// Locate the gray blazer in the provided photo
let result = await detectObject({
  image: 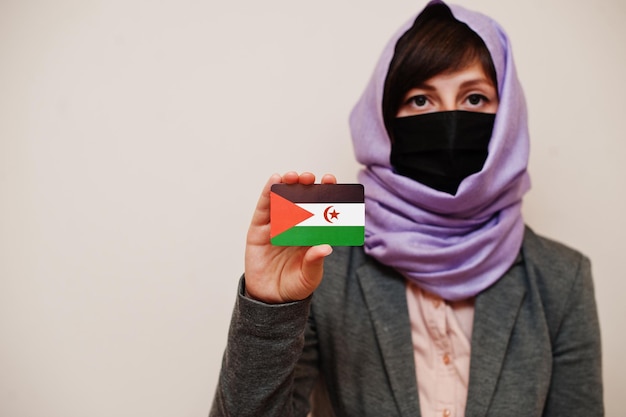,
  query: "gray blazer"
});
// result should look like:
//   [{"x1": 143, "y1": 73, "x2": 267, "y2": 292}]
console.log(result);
[{"x1": 210, "y1": 227, "x2": 603, "y2": 417}]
